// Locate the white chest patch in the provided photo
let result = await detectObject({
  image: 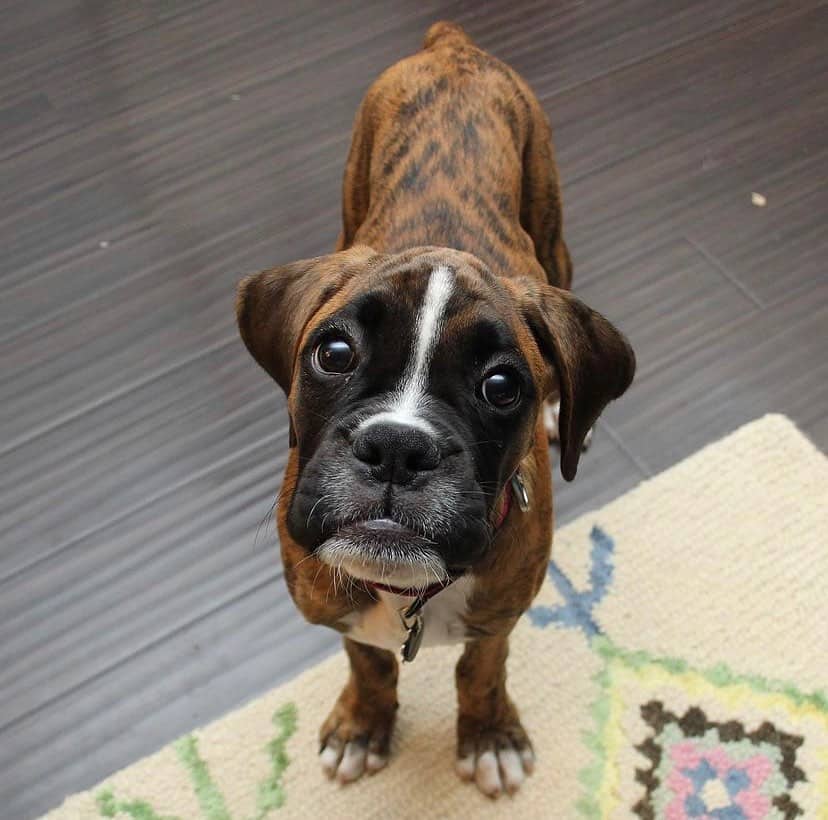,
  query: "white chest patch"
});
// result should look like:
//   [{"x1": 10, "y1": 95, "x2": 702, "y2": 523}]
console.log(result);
[{"x1": 344, "y1": 575, "x2": 475, "y2": 654}]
